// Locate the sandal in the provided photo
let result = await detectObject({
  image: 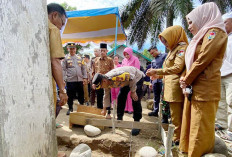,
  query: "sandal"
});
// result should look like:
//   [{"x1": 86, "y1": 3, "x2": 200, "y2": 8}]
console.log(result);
[
  {"x1": 221, "y1": 132, "x2": 232, "y2": 142},
  {"x1": 215, "y1": 130, "x2": 226, "y2": 138},
  {"x1": 56, "y1": 123, "x2": 63, "y2": 128}
]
